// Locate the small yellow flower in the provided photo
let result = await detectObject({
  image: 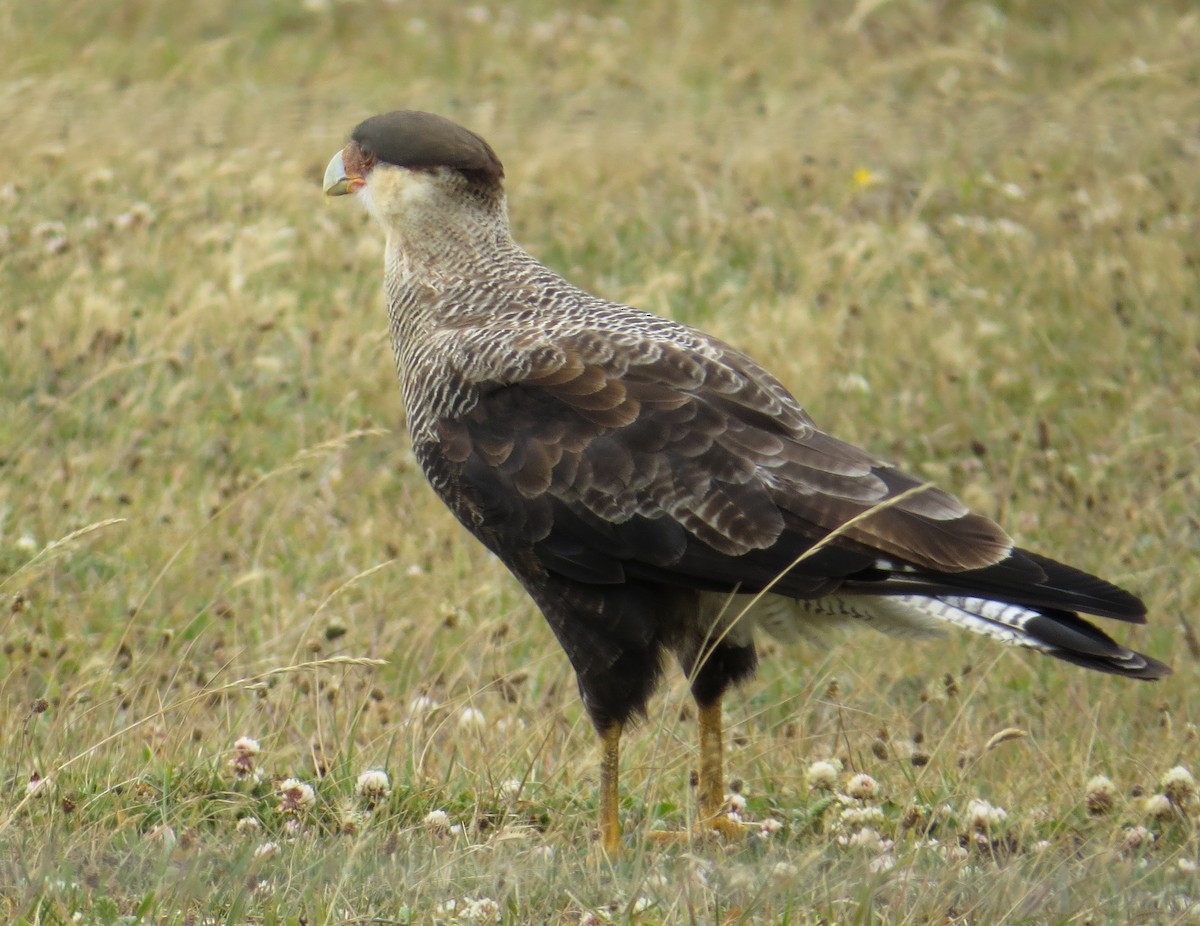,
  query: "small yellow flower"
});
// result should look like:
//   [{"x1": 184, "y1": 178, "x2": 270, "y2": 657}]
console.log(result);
[{"x1": 852, "y1": 167, "x2": 879, "y2": 189}]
